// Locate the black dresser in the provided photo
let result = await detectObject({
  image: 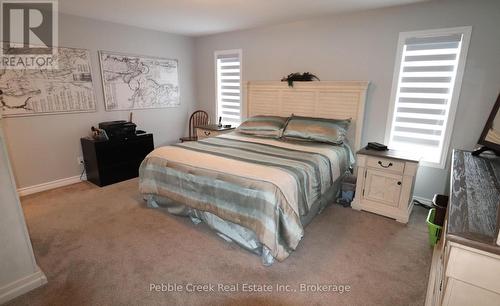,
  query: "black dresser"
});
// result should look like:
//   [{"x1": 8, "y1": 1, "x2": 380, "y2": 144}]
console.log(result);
[{"x1": 81, "y1": 134, "x2": 154, "y2": 187}]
